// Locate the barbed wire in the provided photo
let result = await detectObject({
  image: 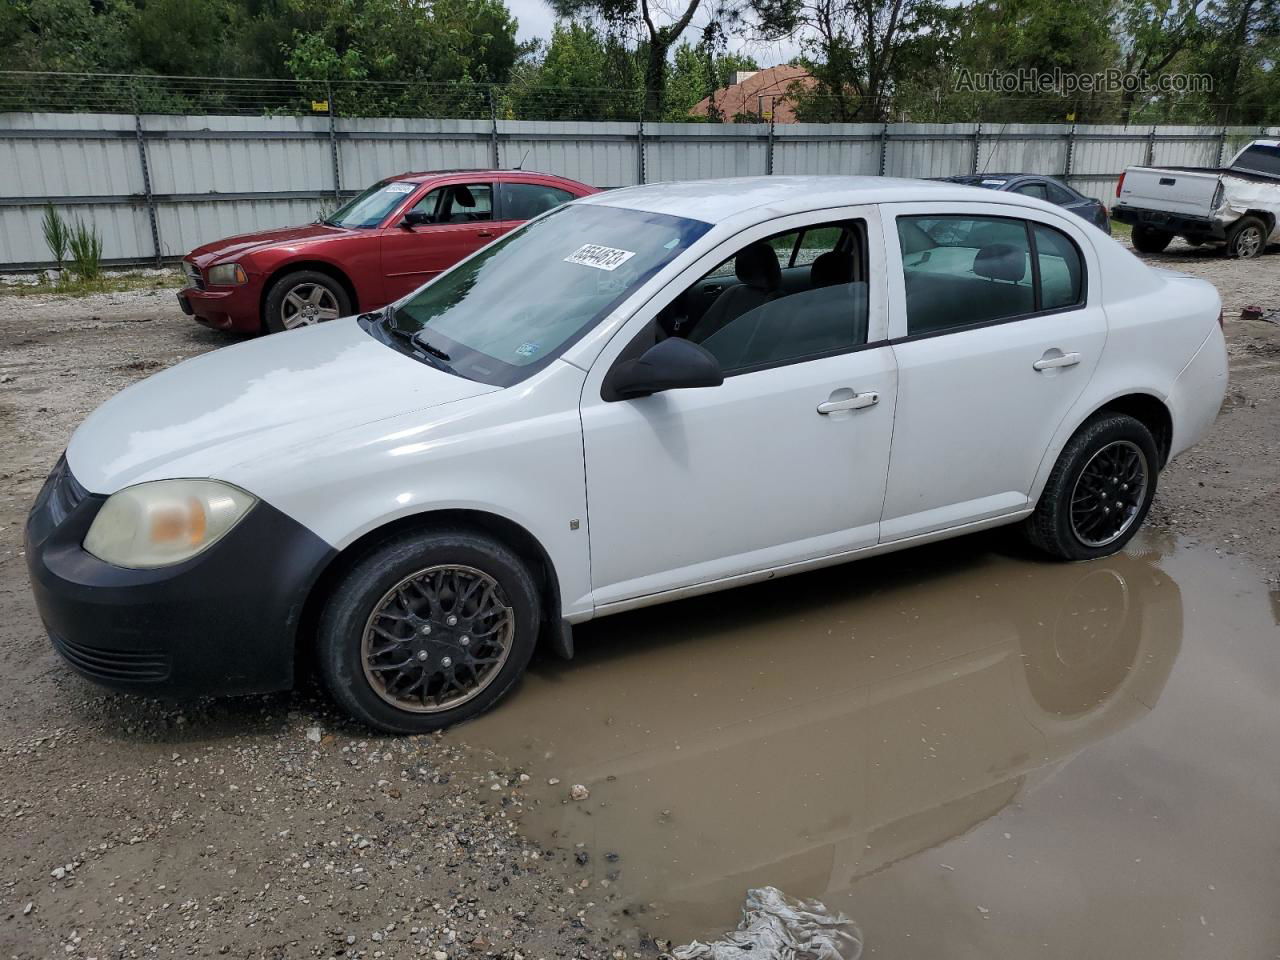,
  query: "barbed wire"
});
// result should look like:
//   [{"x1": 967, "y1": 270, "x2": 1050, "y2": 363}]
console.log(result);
[{"x1": 0, "y1": 71, "x2": 1271, "y2": 127}]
